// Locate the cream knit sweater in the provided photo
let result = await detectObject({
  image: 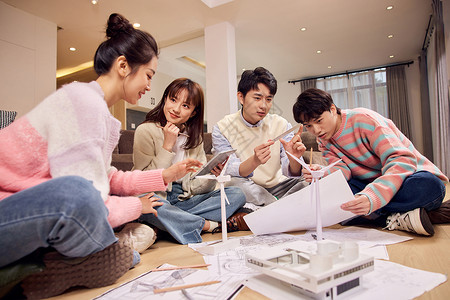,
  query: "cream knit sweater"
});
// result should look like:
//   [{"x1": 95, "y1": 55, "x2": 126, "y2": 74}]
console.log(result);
[{"x1": 133, "y1": 122, "x2": 216, "y2": 200}]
